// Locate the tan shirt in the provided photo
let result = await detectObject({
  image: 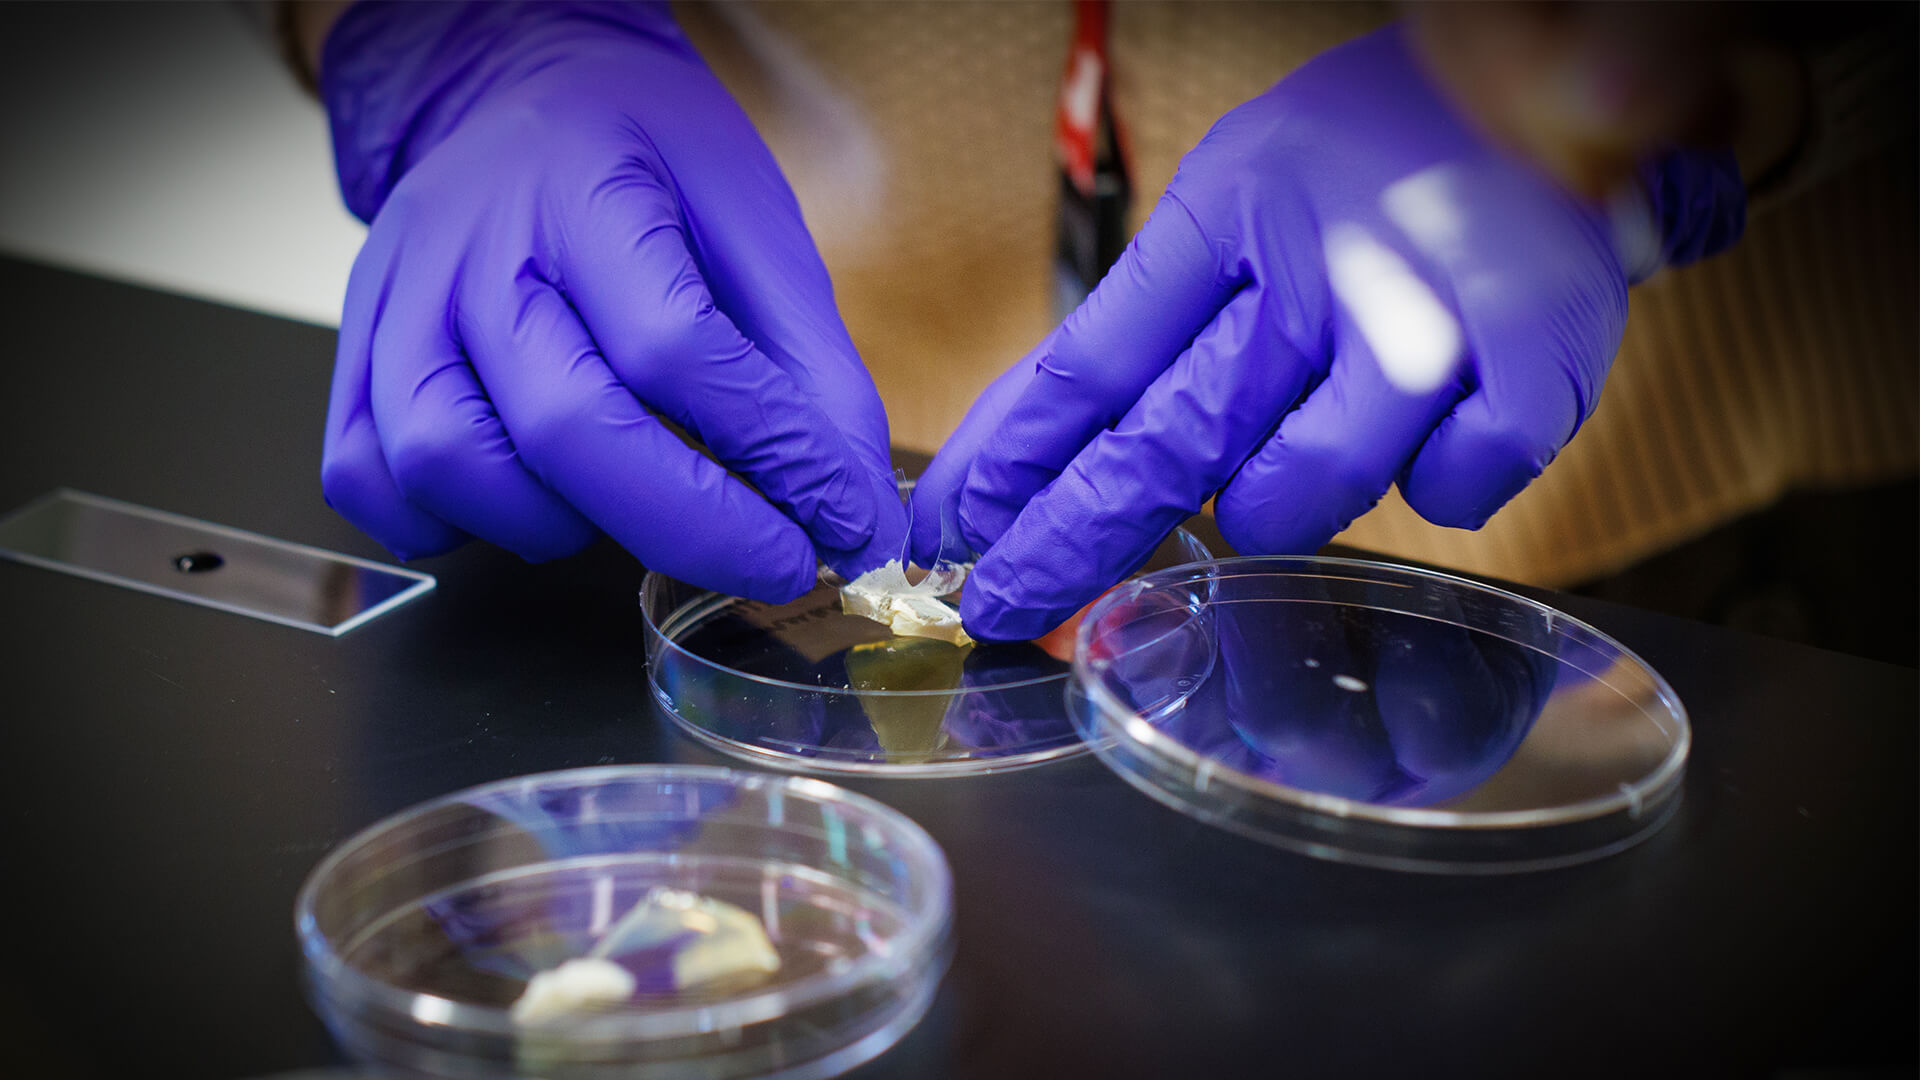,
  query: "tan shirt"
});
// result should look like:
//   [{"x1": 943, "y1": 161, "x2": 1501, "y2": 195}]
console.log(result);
[{"x1": 680, "y1": 1, "x2": 1917, "y2": 587}]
